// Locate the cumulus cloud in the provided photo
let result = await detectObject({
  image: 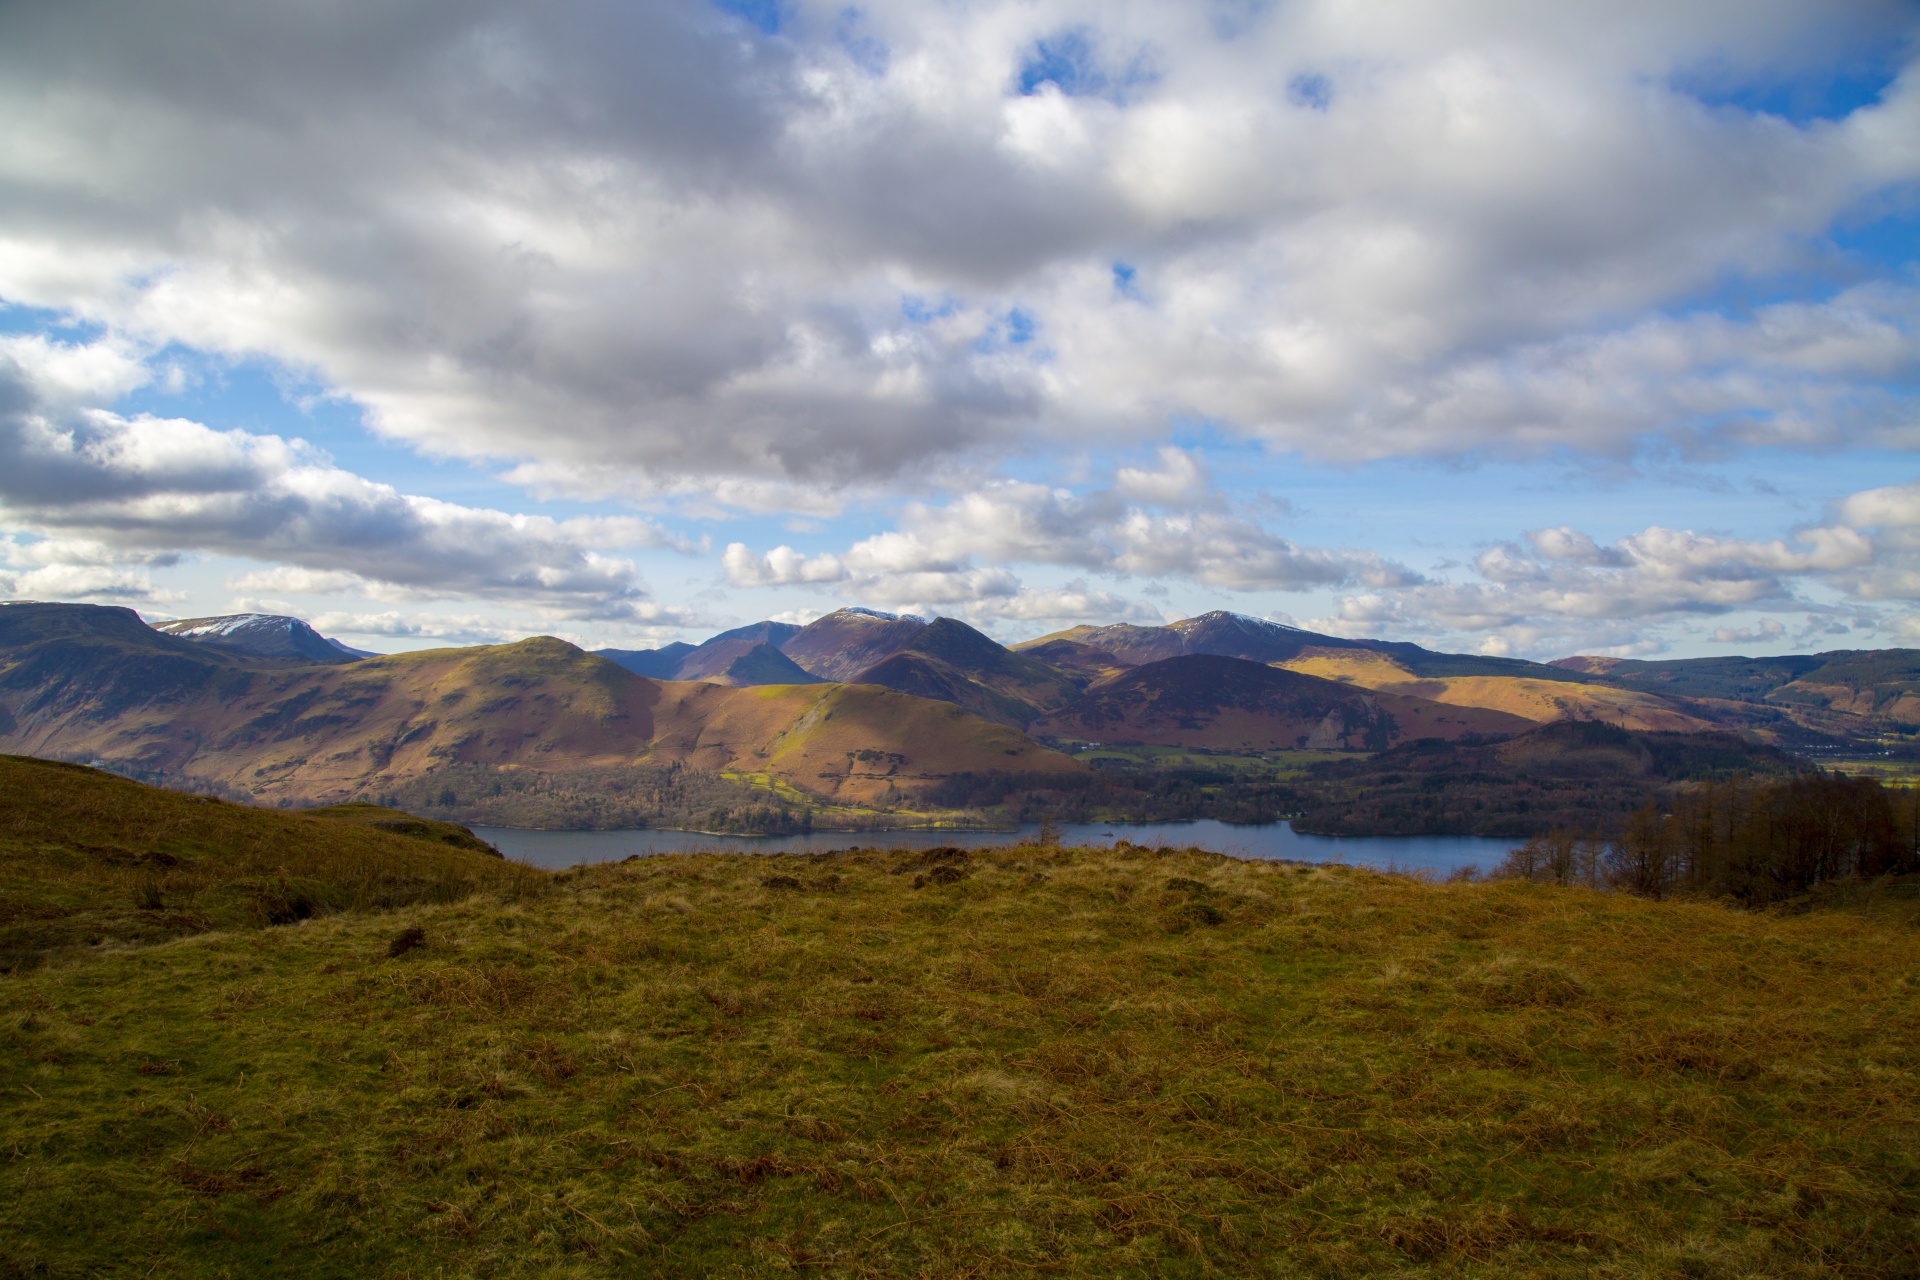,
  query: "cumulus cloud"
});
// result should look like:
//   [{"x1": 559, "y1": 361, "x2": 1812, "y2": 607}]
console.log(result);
[
  {"x1": 0, "y1": 0, "x2": 1913, "y2": 501},
  {"x1": 0, "y1": 336, "x2": 668, "y2": 618},
  {"x1": 1713, "y1": 619, "x2": 1787, "y2": 643},
  {"x1": 721, "y1": 452, "x2": 1412, "y2": 621},
  {"x1": 1309, "y1": 507, "x2": 1905, "y2": 655}
]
